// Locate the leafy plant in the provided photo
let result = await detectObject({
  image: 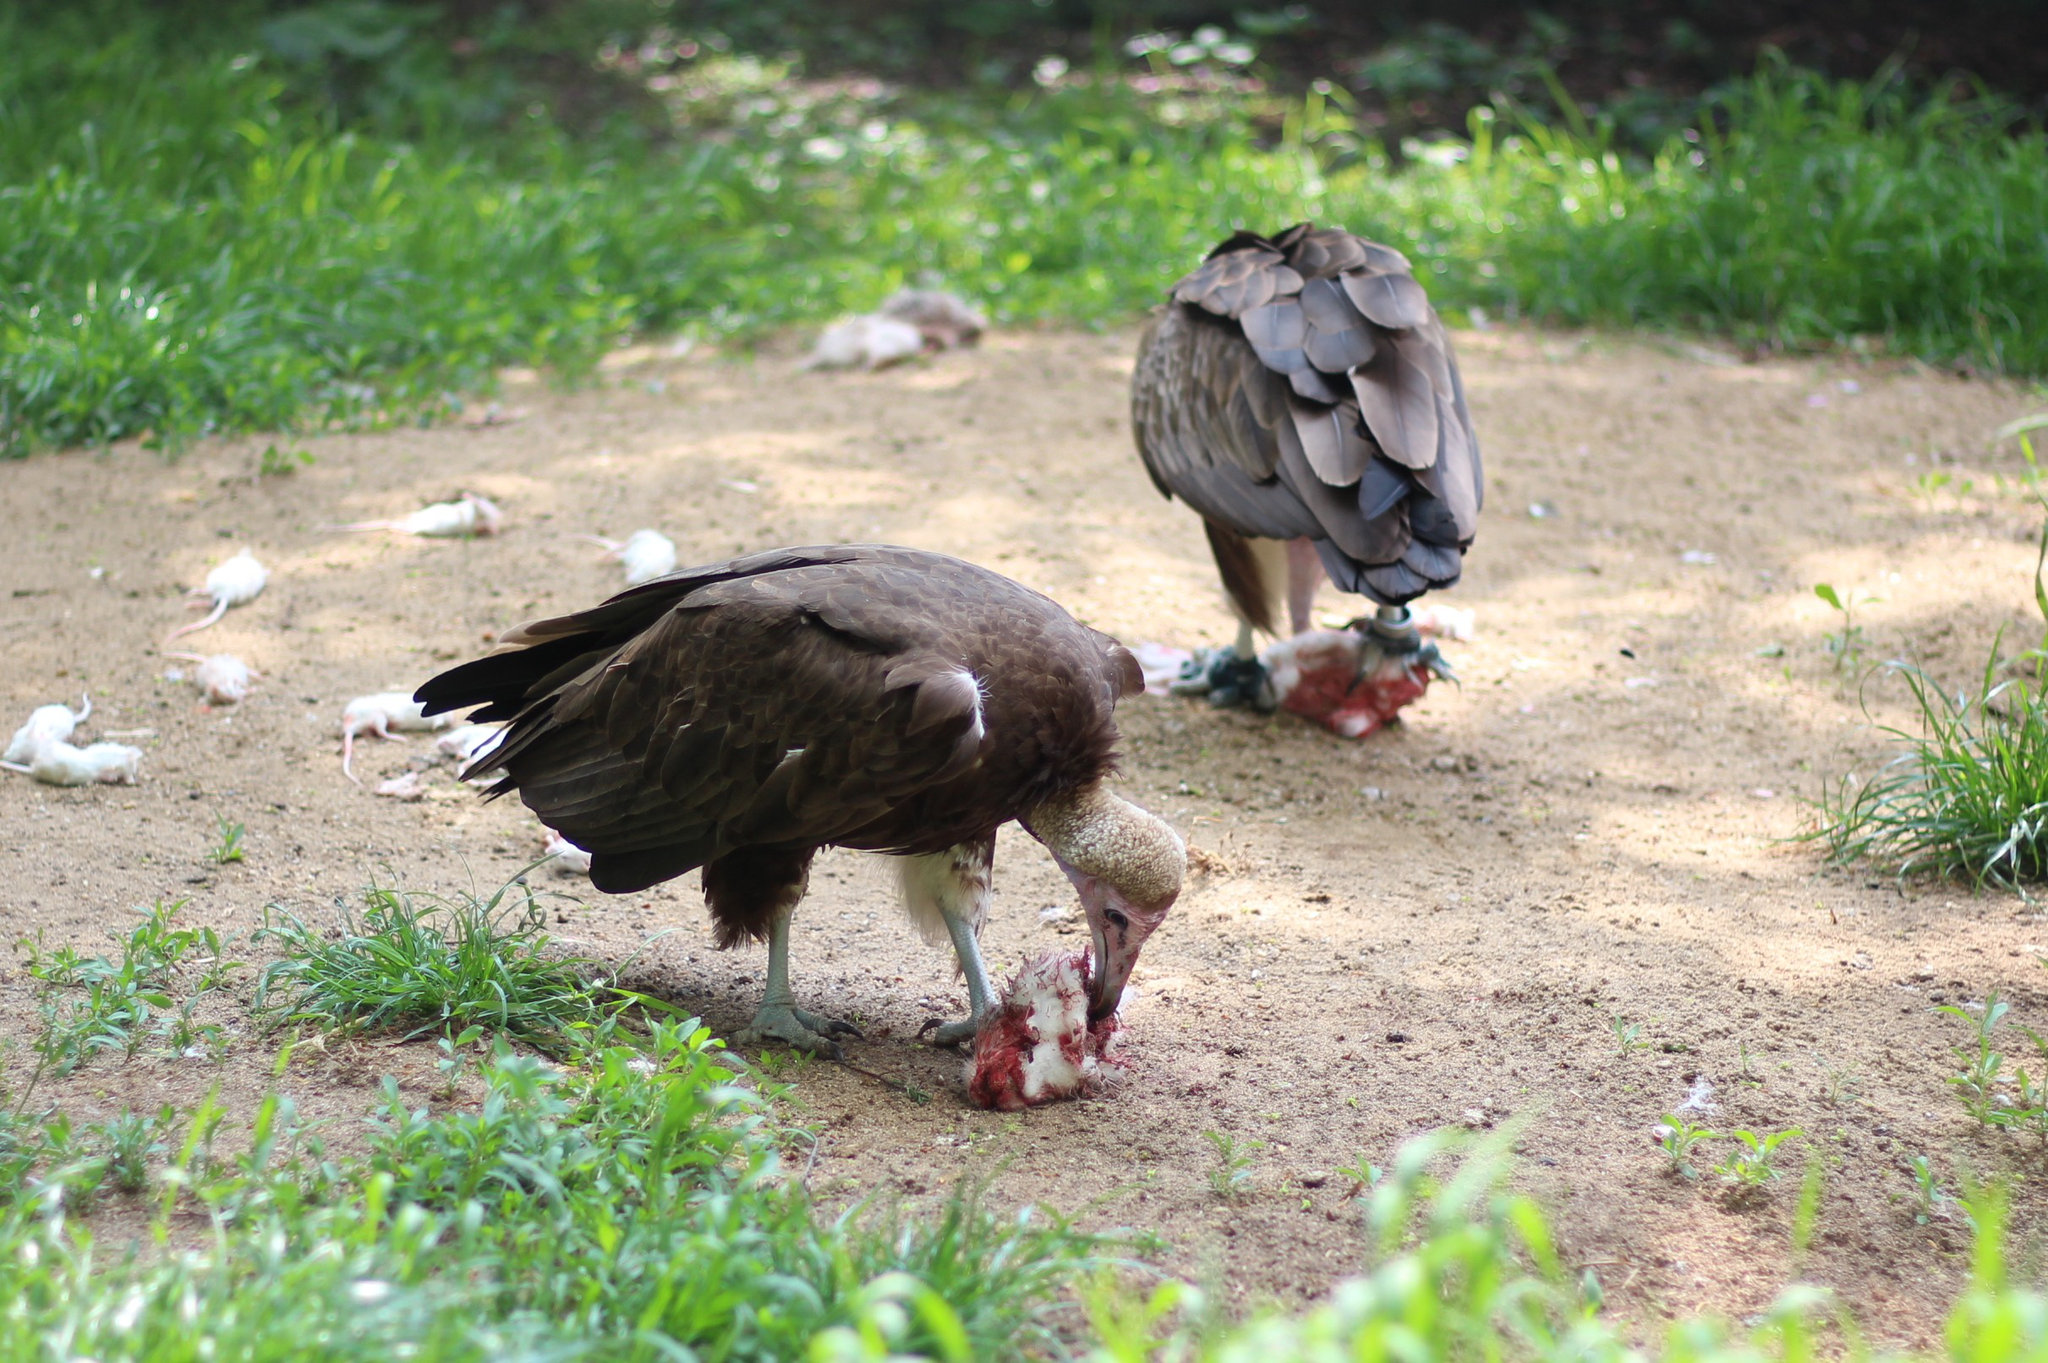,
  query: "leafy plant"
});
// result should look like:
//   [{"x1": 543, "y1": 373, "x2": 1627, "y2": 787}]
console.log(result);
[
  {"x1": 1909, "y1": 1153, "x2": 1956, "y2": 1224},
  {"x1": 1715, "y1": 1128, "x2": 1802, "y2": 1189},
  {"x1": 253, "y1": 875, "x2": 605, "y2": 1049},
  {"x1": 206, "y1": 814, "x2": 247, "y2": 865},
  {"x1": 1202, "y1": 1129, "x2": 1261, "y2": 1200},
  {"x1": 92, "y1": 1107, "x2": 171, "y2": 1194},
  {"x1": 1335, "y1": 1153, "x2": 1383, "y2": 1196},
  {"x1": 15, "y1": 900, "x2": 239, "y2": 1086},
  {"x1": 1813, "y1": 583, "x2": 1873, "y2": 676},
  {"x1": 1655, "y1": 1114, "x2": 1717, "y2": 1180},
  {"x1": 1610, "y1": 1015, "x2": 1651, "y2": 1057}
]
